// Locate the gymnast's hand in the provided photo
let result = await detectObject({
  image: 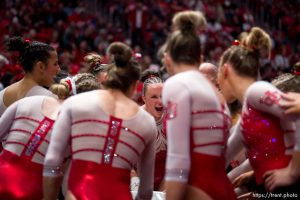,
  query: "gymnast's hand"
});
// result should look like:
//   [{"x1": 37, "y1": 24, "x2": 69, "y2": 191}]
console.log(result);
[
  {"x1": 280, "y1": 92, "x2": 300, "y2": 115},
  {"x1": 263, "y1": 166, "x2": 297, "y2": 192},
  {"x1": 232, "y1": 170, "x2": 254, "y2": 188}
]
